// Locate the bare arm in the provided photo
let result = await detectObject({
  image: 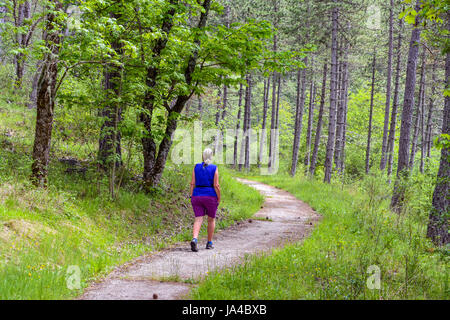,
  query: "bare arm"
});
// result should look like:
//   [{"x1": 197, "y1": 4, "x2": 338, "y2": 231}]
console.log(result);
[
  {"x1": 214, "y1": 168, "x2": 221, "y2": 203},
  {"x1": 190, "y1": 168, "x2": 195, "y2": 197}
]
